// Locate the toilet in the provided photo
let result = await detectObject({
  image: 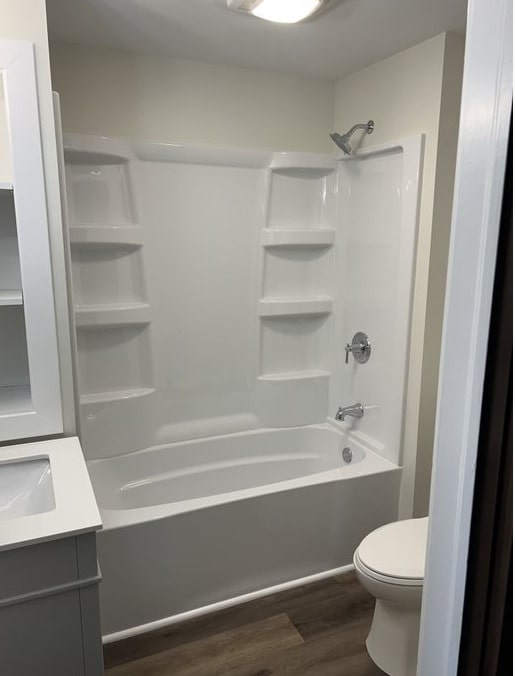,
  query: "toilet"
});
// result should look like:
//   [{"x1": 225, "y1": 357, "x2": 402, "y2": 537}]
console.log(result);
[{"x1": 353, "y1": 517, "x2": 429, "y2": 676}]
